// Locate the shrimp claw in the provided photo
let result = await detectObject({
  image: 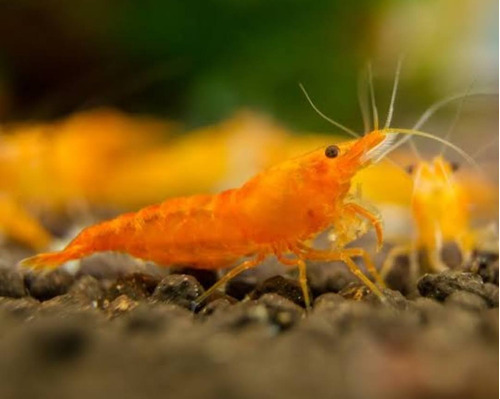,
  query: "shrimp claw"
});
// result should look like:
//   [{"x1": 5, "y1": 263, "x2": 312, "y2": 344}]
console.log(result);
[{"x1": 344, "y1": 202, "x2": 384, "y2": 252}]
